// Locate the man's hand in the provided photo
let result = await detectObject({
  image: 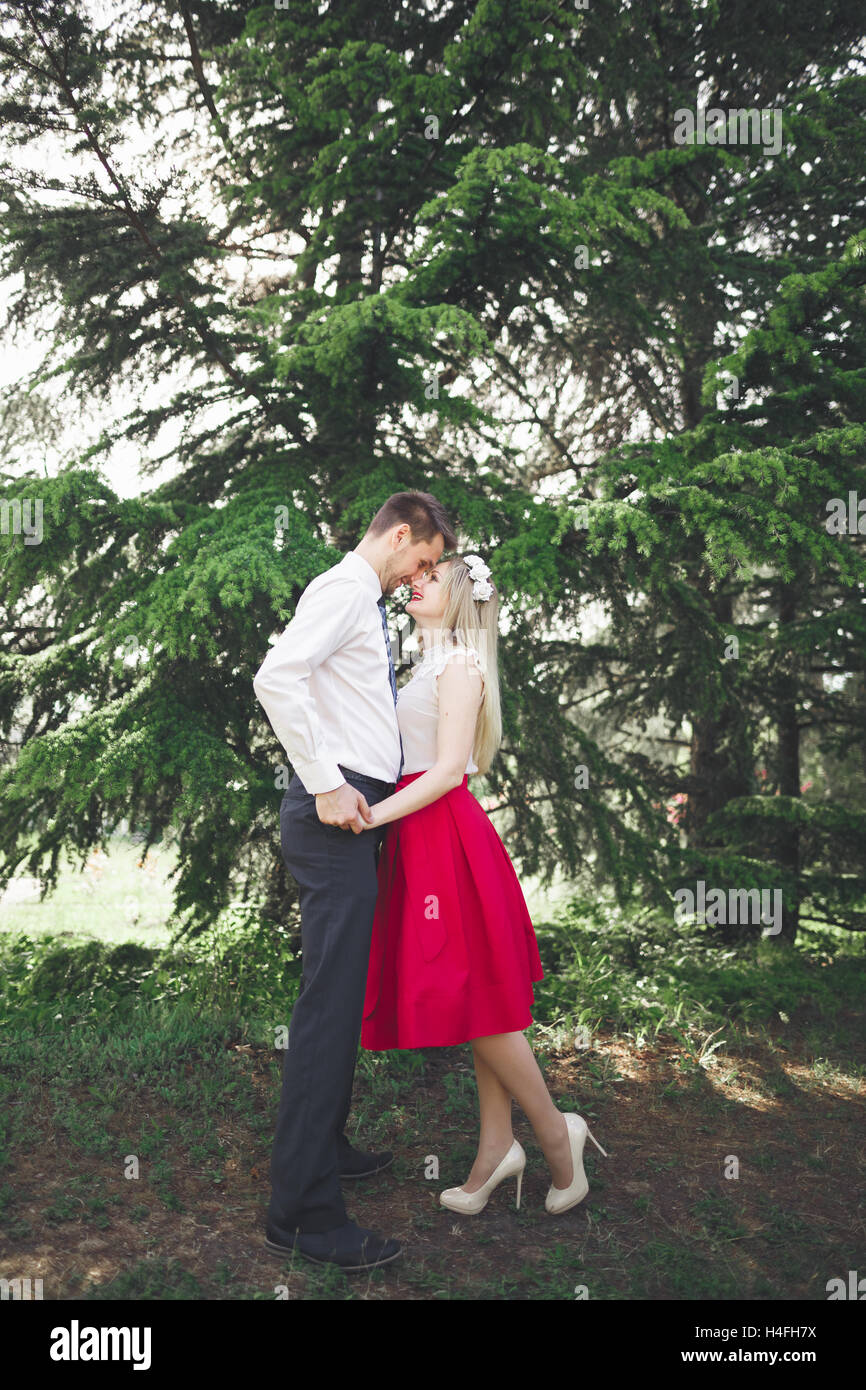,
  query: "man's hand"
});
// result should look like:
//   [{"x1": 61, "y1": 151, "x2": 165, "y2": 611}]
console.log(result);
[
  {"x1": 315, "y1": 782, "x2": 374, "y2": 834},
  {"x1": 362, "y1": 802, "x2": 381, "y2": 831}
]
